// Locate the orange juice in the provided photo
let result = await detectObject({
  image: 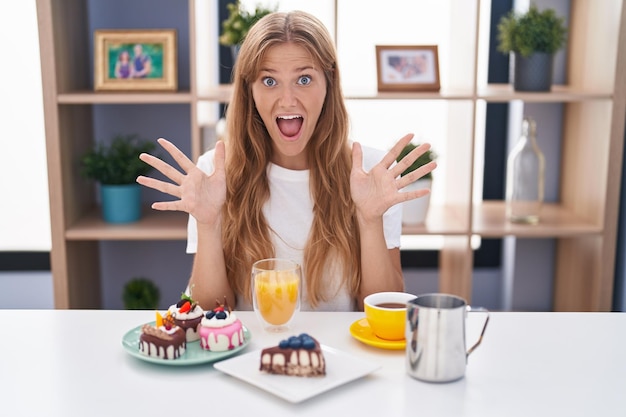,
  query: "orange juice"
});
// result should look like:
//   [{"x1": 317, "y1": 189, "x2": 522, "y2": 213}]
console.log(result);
[{"x1": 254, "y1": 270, "x2": 299, "y2": 325}]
